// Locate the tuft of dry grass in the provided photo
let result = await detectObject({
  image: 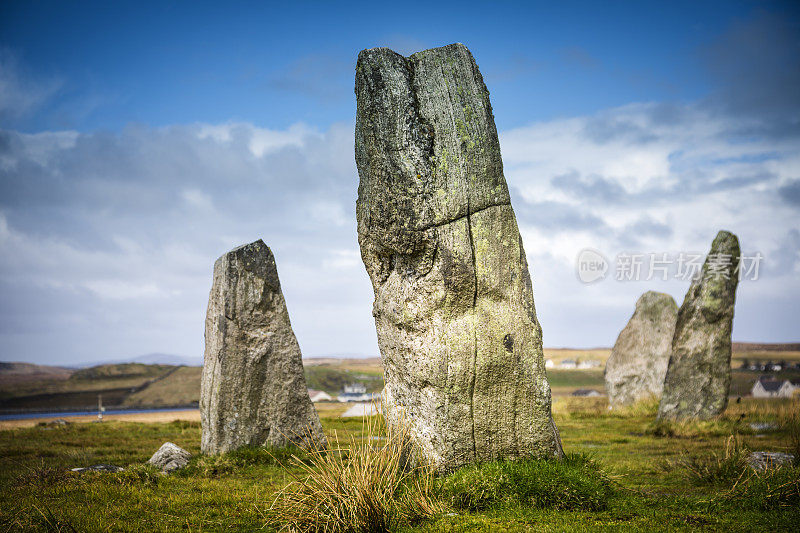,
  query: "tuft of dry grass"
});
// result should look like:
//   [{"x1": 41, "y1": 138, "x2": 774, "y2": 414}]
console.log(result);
[
  {"x1": 268, "y1": 412, "x2": 442, "y2": 532},
  {"x1": 729, "y1": 463, "x2": 800, "y2": 510},
  {"x1": 675, "y1": 433, "x2": 750, "y2": 485},
  {"x1": 14, "y1": 461, "x2": 77, "y2": 487}
]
